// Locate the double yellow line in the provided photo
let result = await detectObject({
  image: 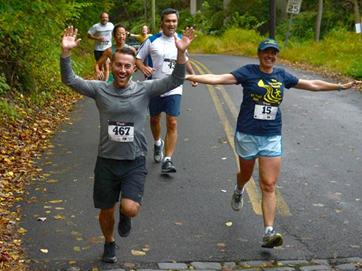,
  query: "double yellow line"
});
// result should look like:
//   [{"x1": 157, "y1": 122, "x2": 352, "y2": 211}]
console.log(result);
[{"x1": 190, "y1": 58, "x2": 291, "y2": 217}]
